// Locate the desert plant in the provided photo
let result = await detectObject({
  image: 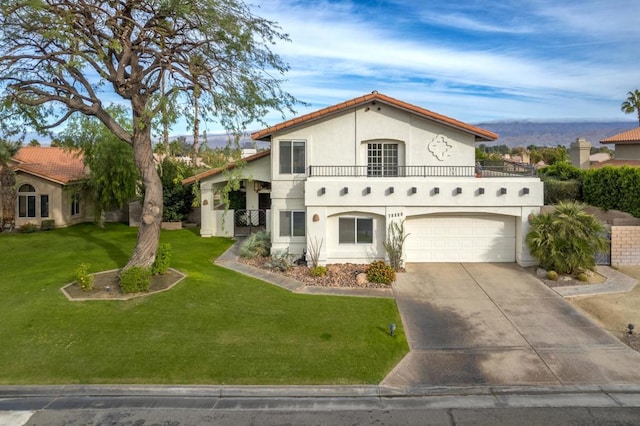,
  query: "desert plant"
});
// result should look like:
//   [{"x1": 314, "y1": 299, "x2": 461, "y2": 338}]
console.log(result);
[
  {"x1": 74, "y1": 263, "x2": 94, "y2": 291},
  {"x1": 239, "y1": 231, "x2": 271, "y2": 258},
  {"x1": 307, "y1": 236, "x2": 323, "y2": 268},
  {"x1": 309, "y1": 265, "x2": 328, "y2": 277},
  {"x1": 383, "y1": 221, "x2": 409, "y2": 271},
  {"x1": 267, "y1": 249, "x2": 293, "y2": 272},
  {"x1": 120, "y1": 266, "x2": 151, "y2": 293},
  {"x1": 577, "y1": 272, "x2": 589, "y2": 282},
  {"x1": 151, "y1": 243, "x2": 172, "y2": 275},
  {"x1": 366, "y1": 260, "x2": 396, "y2": 285},
  {"x1": 527, "y1": 201, "x2": 609, "y2": 274}
]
